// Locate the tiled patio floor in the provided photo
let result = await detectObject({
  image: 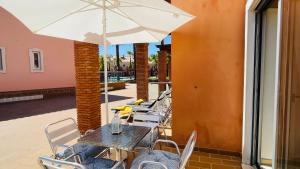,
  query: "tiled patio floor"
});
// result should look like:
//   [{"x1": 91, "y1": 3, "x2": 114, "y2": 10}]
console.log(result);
[
  {"x1": 158, "y1": 146, "x2": 242, "y2": 169},
  {"x1": 125, "y1": 145, "x2": 242, "y2": 169},
  {"x1": 186, "y1": 151, "x2": 242, "y2": 169}
]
